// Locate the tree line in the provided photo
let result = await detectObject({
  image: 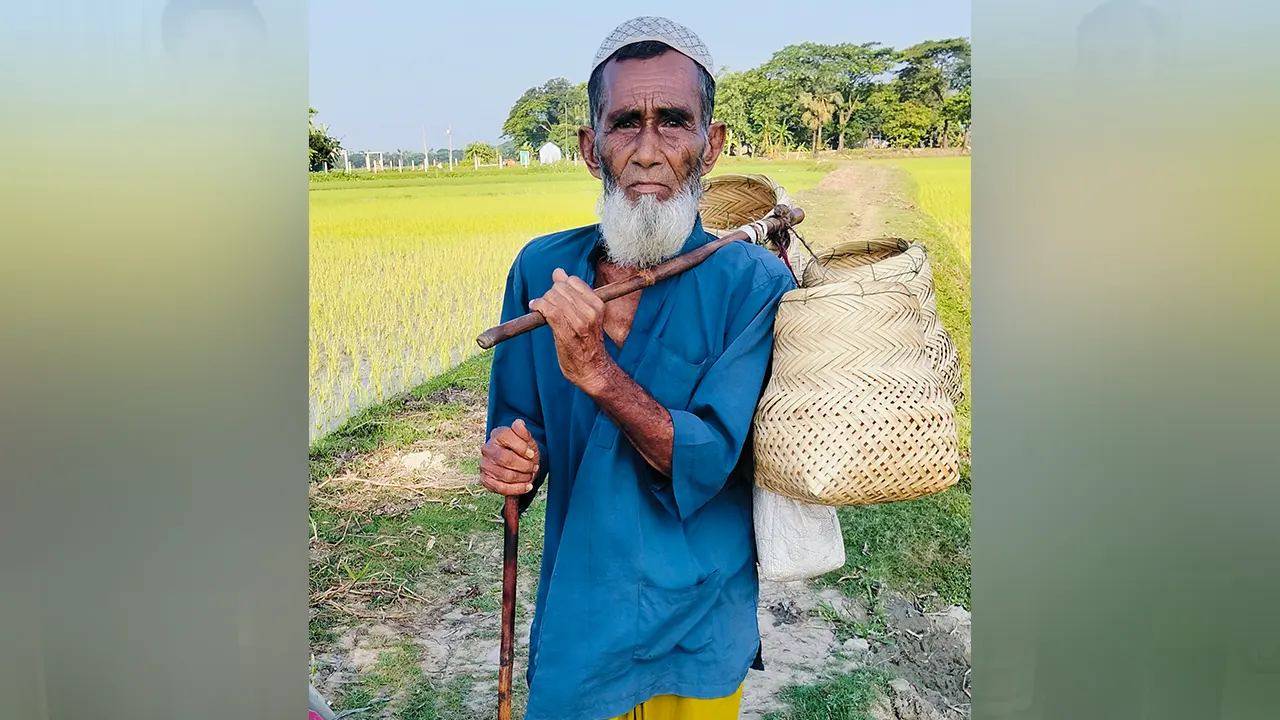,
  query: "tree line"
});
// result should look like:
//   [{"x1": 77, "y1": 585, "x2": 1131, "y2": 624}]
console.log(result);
[
  {"x1": 308, "y1": 38, "x2": 971, "y2": 171},
  {"x1": 309, "y1": 108, "x2": 509, "y2": 171},
  {"x1": 500, "y1": 38, "x2": 971, "y2": 156}
]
